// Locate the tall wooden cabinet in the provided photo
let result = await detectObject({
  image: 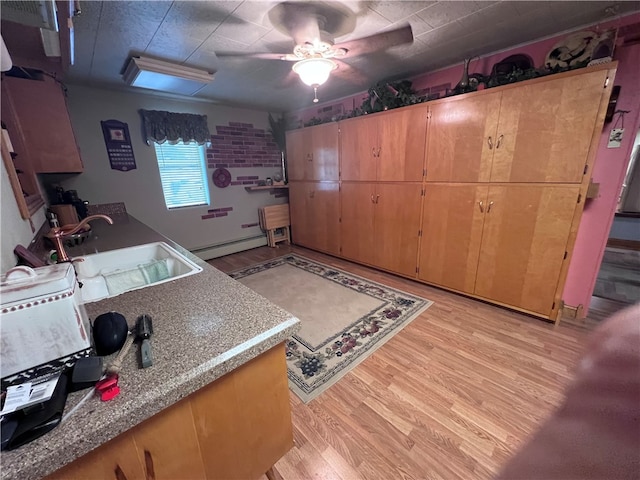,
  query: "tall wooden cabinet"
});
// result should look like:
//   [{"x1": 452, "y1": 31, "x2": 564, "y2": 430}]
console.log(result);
[
  {"x1": 287, "y1": 123, "x2": 340, "y2": 255},
  {"x1": 287, "y1": 64, "x2": 616, "y2": 320}
]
